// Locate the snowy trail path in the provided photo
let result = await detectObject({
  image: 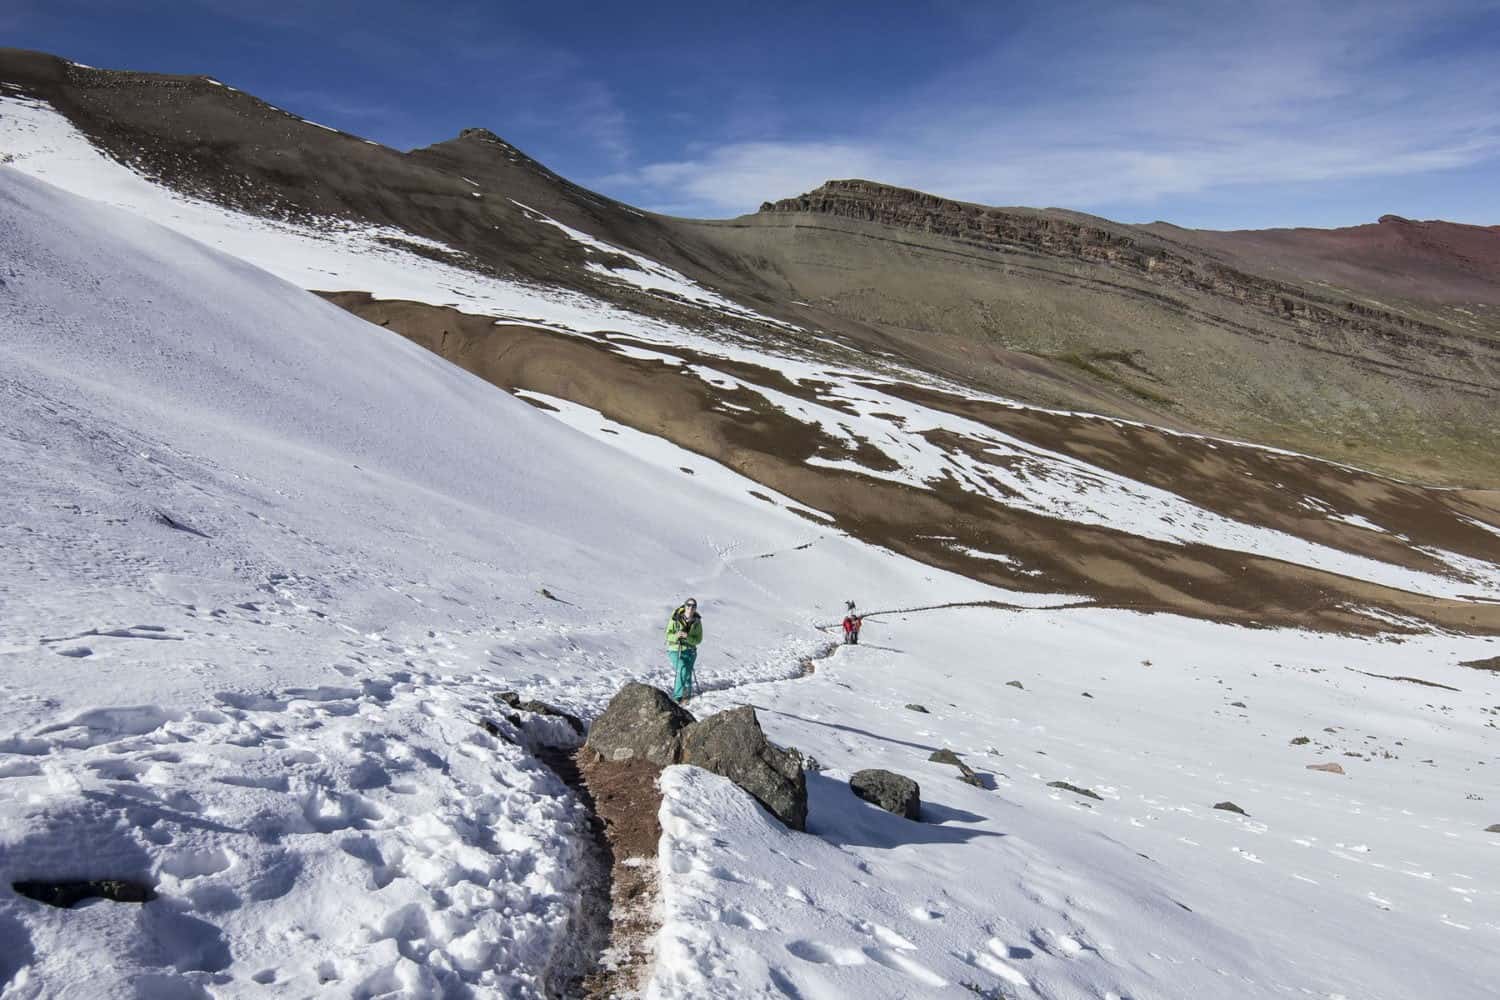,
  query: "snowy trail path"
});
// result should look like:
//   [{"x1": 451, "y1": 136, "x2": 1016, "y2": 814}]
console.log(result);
[
  {"x1": 0, "y1": 527, "x2": 863, "y2": 999},
  {"x1": 646, "y1": 606, "x2": 1500, "y2": 1000}
]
